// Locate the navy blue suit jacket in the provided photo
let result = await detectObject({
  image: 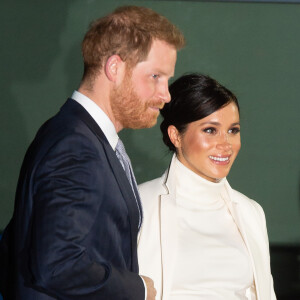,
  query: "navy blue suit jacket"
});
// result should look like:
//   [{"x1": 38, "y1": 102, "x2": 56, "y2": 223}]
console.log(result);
[{"x1": 0, "y1": 99, "x2": 144, "y2": 299}]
